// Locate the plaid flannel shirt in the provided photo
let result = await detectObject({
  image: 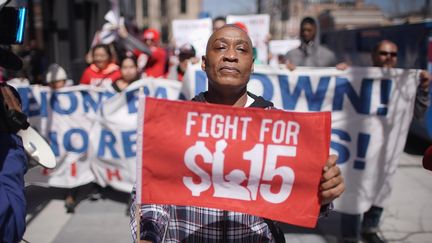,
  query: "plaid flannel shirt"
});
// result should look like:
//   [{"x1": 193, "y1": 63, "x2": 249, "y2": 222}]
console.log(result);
[{"x1": 130, "y1": 188, "x2": 274, "y2": 243}]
